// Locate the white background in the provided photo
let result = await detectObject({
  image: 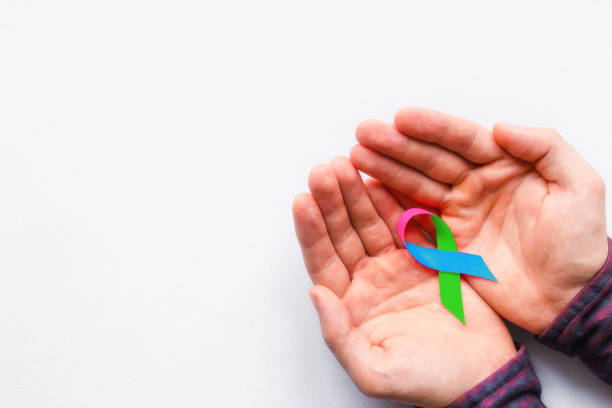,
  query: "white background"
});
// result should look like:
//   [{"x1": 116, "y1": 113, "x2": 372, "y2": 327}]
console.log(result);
[{"x1": 1, "y1": 1, "x2": 611, "y2": 407}]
